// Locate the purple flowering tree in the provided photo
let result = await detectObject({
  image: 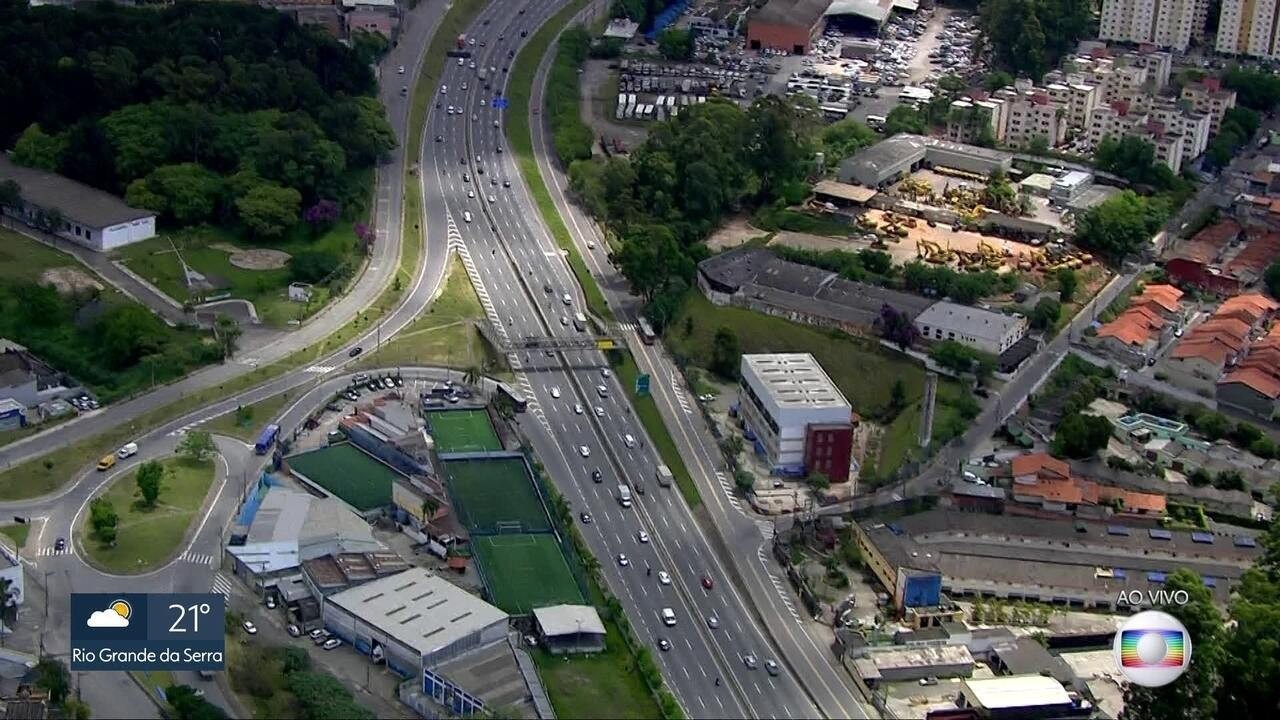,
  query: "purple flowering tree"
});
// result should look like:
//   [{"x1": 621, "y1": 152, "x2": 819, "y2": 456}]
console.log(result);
[
  {"x1": 354, "y1": 222, "x2": 376, "y2": 254},
  {"x1": 302, "y1": 199, "x2": 340, "y2": 237},
  {"x1": 879, "y1": 303, "x2": 920, "y2": 350}
]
